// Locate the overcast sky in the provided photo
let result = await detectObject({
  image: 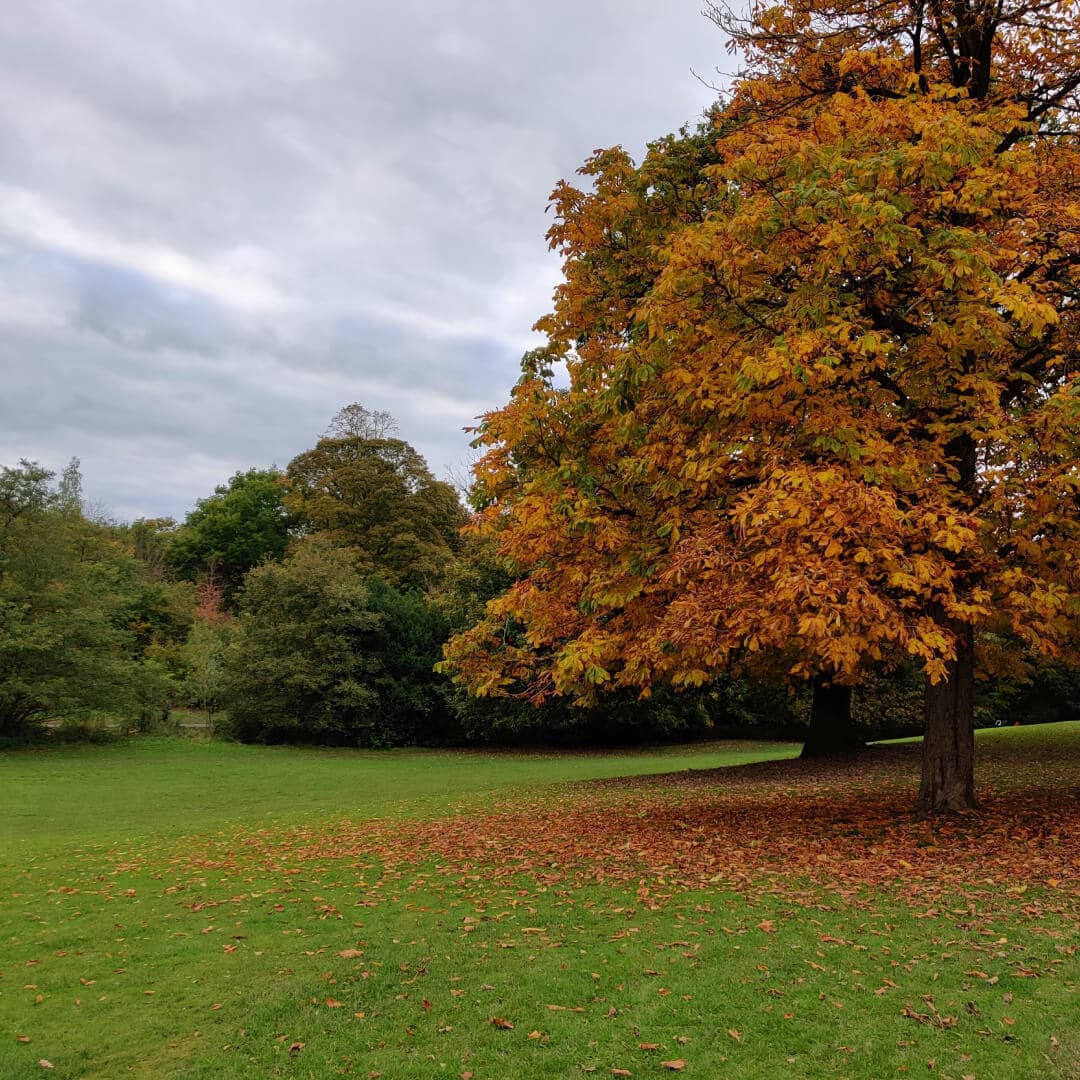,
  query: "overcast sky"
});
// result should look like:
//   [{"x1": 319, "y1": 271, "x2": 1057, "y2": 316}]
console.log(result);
[{"x1": 1, "y1": 1, "x2": 728, "y2": 522}]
